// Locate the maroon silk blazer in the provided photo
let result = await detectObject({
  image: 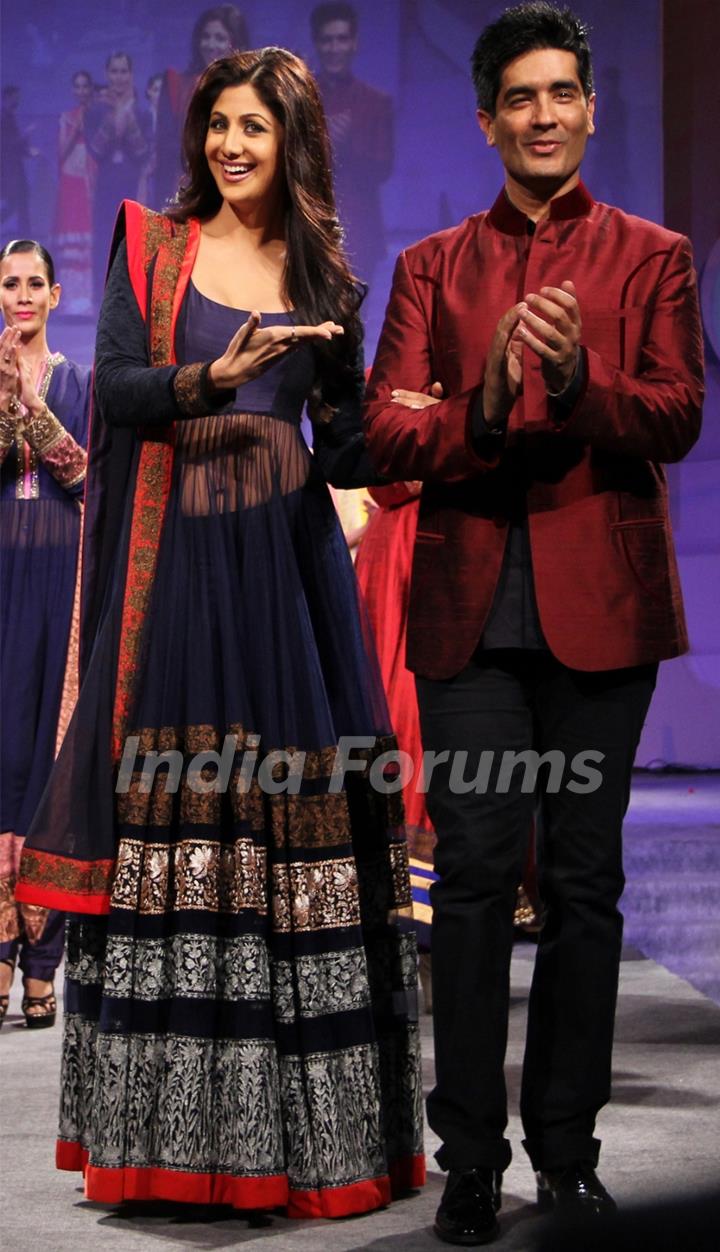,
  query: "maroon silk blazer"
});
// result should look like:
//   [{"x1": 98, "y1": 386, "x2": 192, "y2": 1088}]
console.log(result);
[{"x1": 364, "y1": 182, "x2": 704, "y2": 678}]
